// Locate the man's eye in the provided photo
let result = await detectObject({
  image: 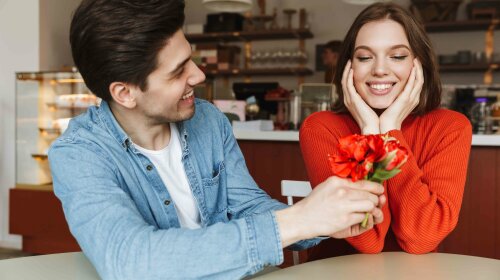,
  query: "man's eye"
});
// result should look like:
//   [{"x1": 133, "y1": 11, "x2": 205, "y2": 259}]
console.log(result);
[{"x1": 175, "y1": 68, "x2": 185, "y2": 77}]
